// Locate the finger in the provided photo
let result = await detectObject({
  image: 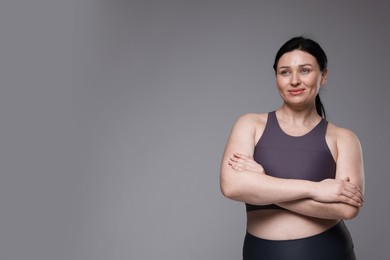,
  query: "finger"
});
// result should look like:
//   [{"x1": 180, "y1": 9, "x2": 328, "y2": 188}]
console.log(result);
[
  {"x1": 233, "y1": 152, "x2": 252, "y2": 160},
  {"x1": 231, "y1": 153, "x2": 249, "y2": 161},
  {"x1": 235, "y1": 155, "x2": 256, "y2": 166},
  {"x1": 341, "y1": 196, "x2": 363, "y2": 207},
  {"x1": 345, "y1": 181, "x2": 363, "y2": 195},
  {"x1": 232, "y1": 165, "x2": 244, "y2": 171},
  {"x1": 339, "y1": 188, "x2": 364, "y2": 205},
  {"x1": 230, "y1": 157, "x2": 246, "y2": 165},
  {"x1": 229, "y1": 159, "x2": 247, "y2": 170},
  {"x1": 229, "y1": 156, "x2": 245, "y2": 166},
  {"x1": 230, "y1": 154, "x2": 261, "y2": 172},
  {"x1": 343, "y1": 182, "x2": 362, "y2": 195},
  {"x1": 348, "y1": 187, "x2": 364, "y2": 202},
  {"x1": 233, "y1": 152, "x2": 244, "y2": 158},
  {"x1": 343, "y1": 185, "x2": 358, "y2": 196},
  {"x1": 229, "y1": 156, "x2": 237, "y2": 163},
  {"x1": 229, "y1": 160, "x2": 244, "y2": 171},
  {"x1": 233, "y1": 155, "x2": 255, "y2": 166},
  {"x1": 341, "y1": 189, "x2": 363, "y2": 205}
]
